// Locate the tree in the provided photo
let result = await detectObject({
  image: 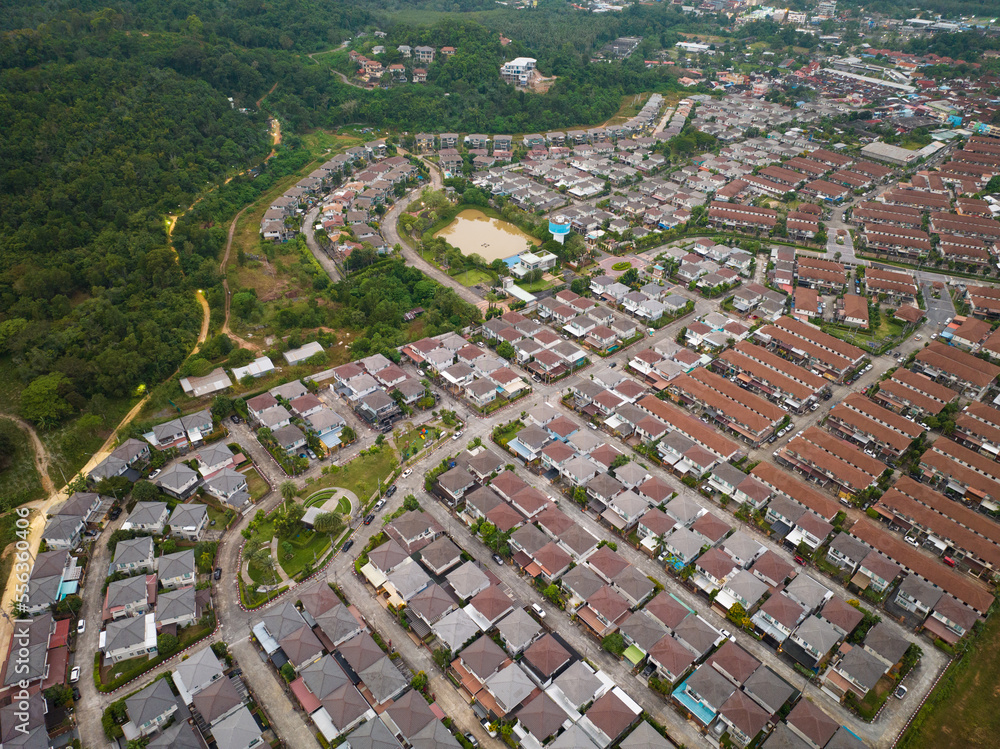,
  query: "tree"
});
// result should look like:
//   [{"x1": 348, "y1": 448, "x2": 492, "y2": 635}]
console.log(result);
[
  {"x1": 20, "y1": 373, "x2": 74, "y2": 426},
  {"x1": 157, "y1": 633, "x2": 179, "y2": 657},
  {"x1": 571, "y1": 278, "x2": 590, "y2": 295},
  {"x1": 212, "y1": 395, "x2": 234, "y2": 419},
  {"x1": 280, "y1": 481, "x2": 298, "y2": 501},
  {"x1": 496, "y1": 341, "x2": 516, "y2": 360},
  {"x1": 313, "y1": 512, "x2": 341, "y2": 534},
  {"x1": 280, "y1": 540, "x2": 294, "y2": 559},
  {"x1": 130, "y1": 481, "x2": 160, "y2": 503},
  {"x1": 280, "y1": 662, "x2": 296, "y2": 682},
  {"x1": 601, "y1": 632, "x2": 626, "y2": 656},
  {"x1": 410, "y1": 671, "x2": 428, "y2": 692},
  {"x1": 403, "y1": 494, "x2": 420, "y2": 511},
  {"x1": 45, "y1": 684, "x2": 74, "y2": 708},
  {"x1": 200, "y1": 552, "x2": 214, "y2": 572},
  {"x1": 275, "y1": 503, "x2": 306, "y2": 536}
]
